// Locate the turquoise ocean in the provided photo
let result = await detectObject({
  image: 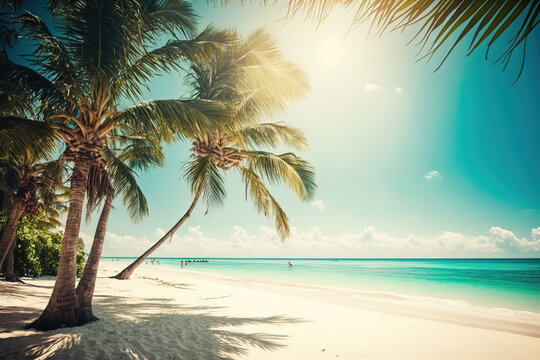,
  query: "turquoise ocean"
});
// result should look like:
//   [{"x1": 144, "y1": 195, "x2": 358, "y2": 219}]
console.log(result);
[{"x1": 103, "y1": 258, "x2": 540, "y2": 313}]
